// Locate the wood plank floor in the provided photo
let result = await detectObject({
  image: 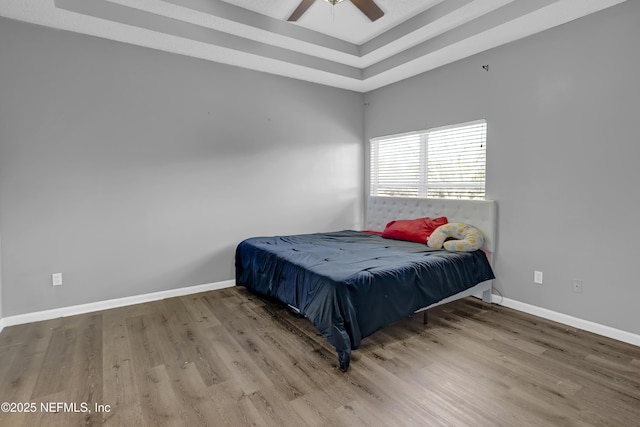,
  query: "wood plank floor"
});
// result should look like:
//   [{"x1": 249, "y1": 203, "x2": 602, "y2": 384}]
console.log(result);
[{"x1": 1, "y1": 287, "x2": 639, "y2": 426}]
